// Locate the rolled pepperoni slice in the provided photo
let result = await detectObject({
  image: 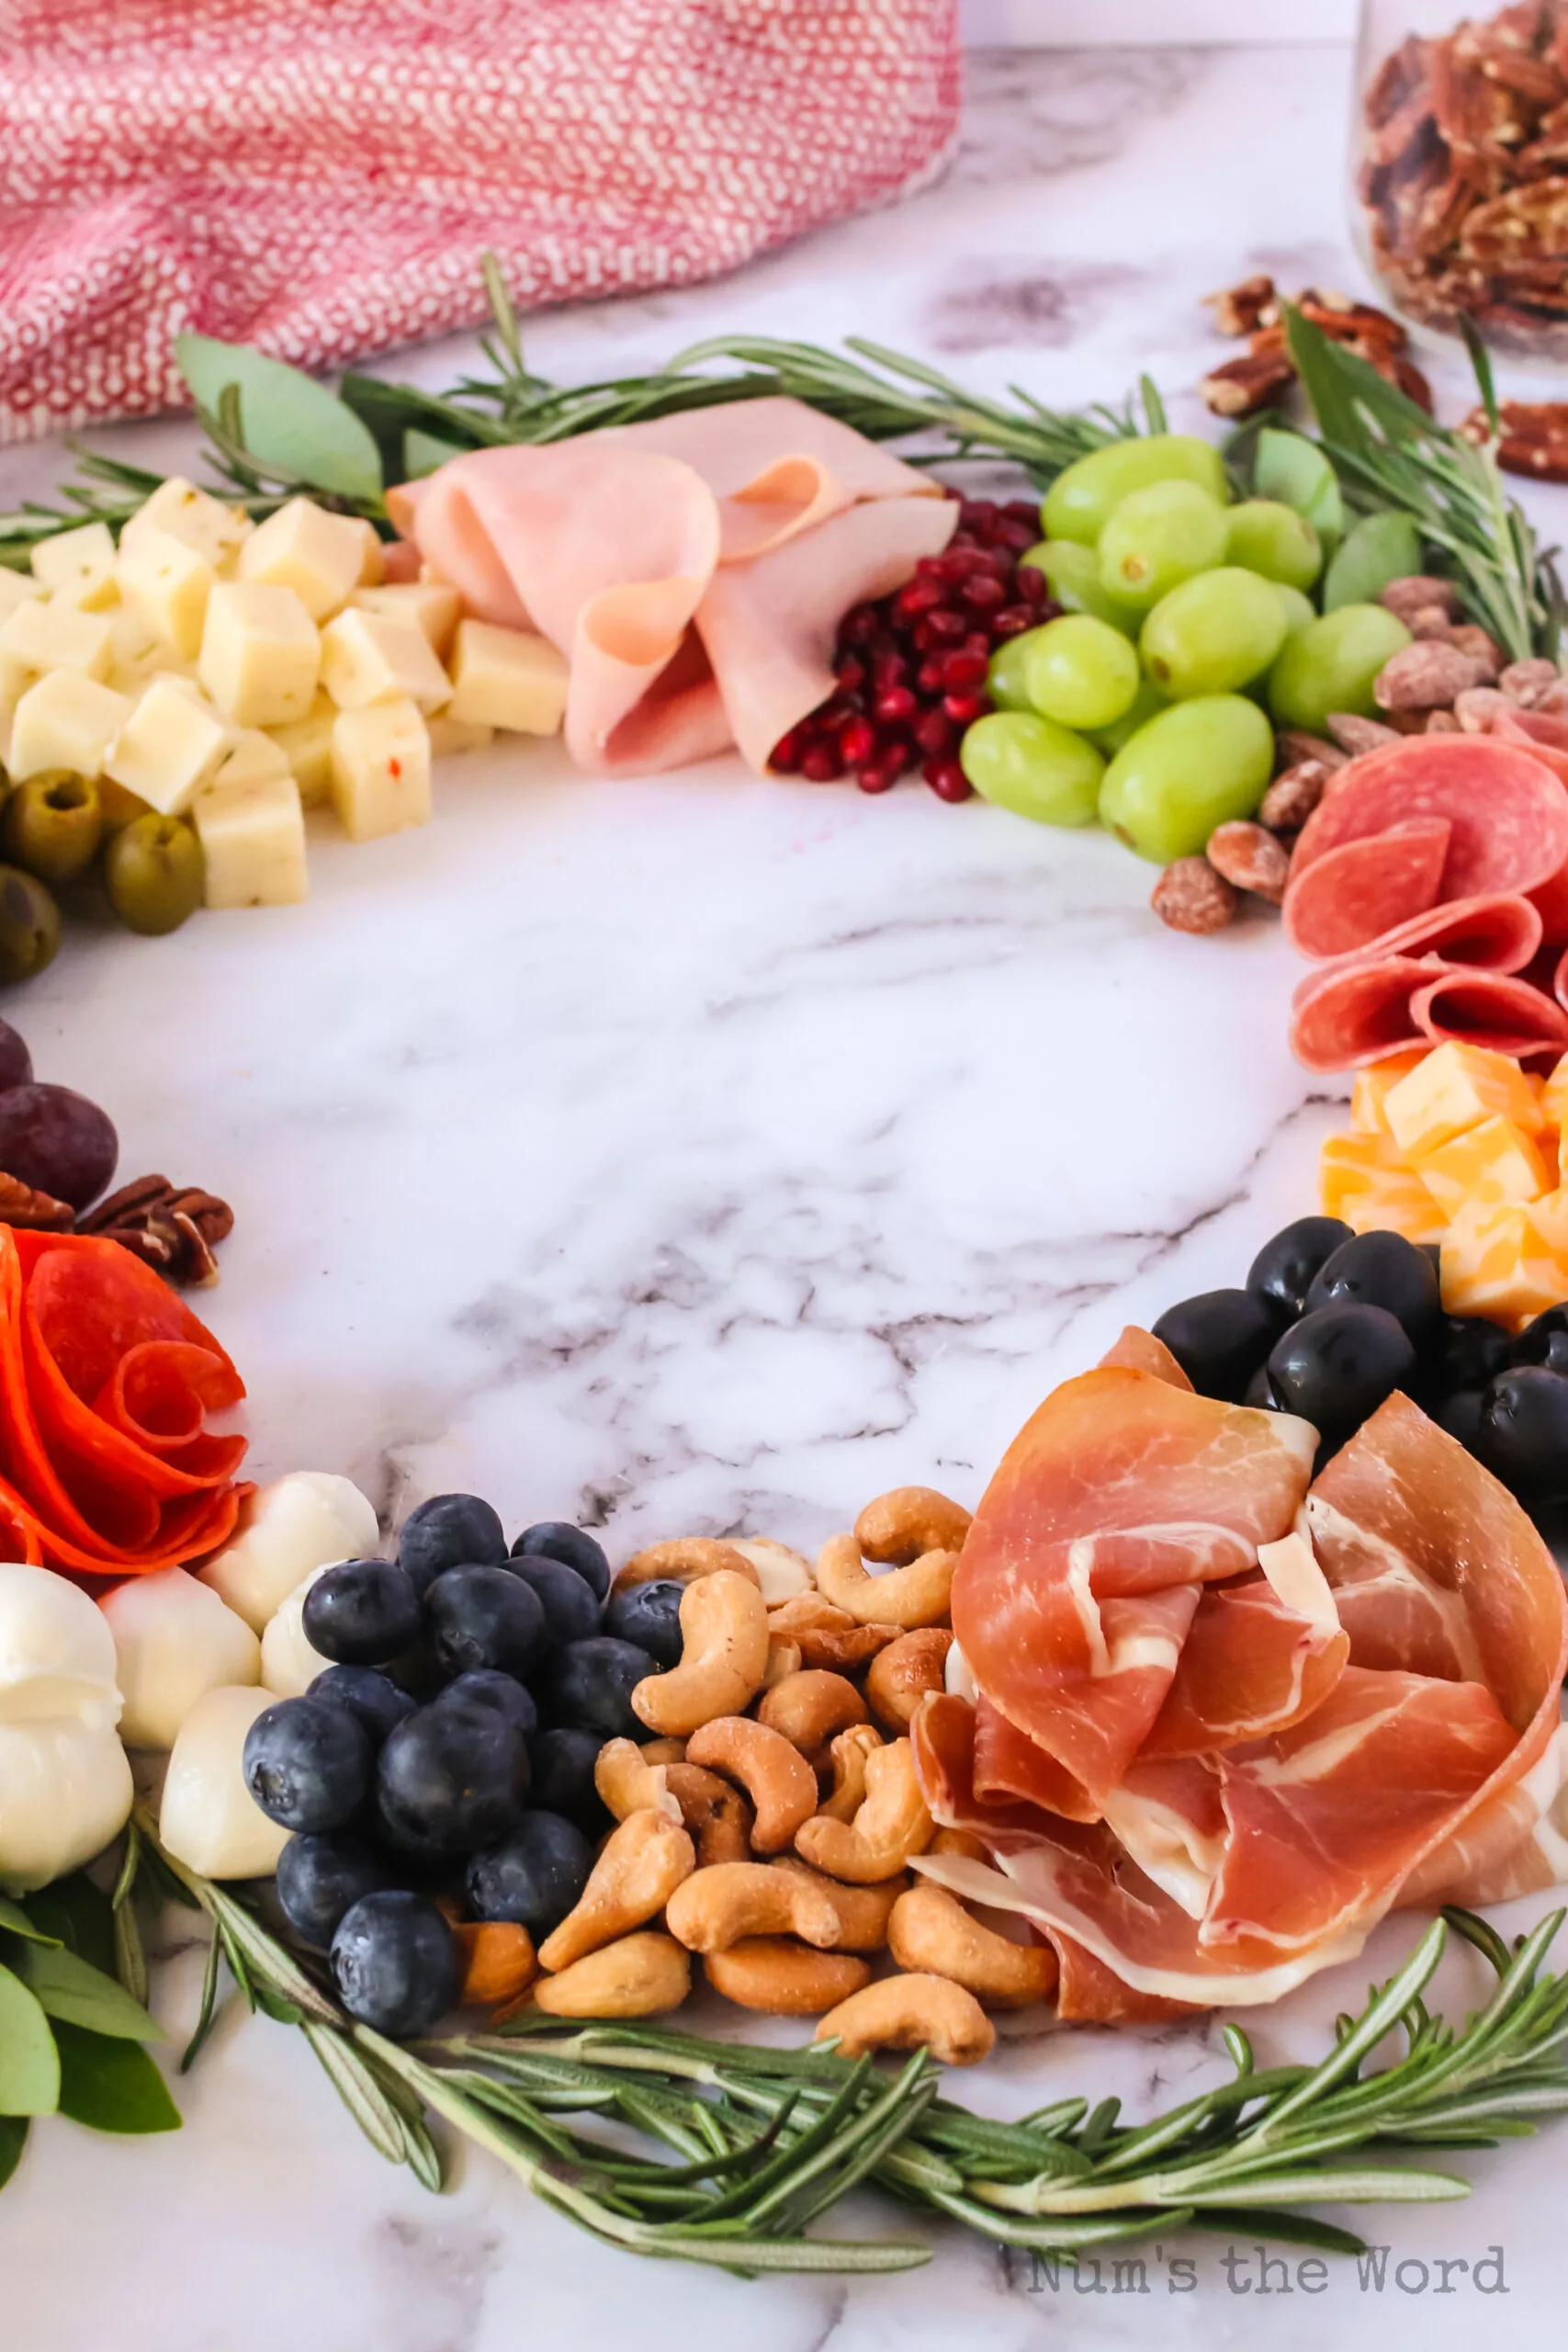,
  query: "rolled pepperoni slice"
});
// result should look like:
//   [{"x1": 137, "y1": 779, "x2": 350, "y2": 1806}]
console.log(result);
[
  {"x1": 1289, "y1": 734, "x2": 1568, "y2": 900},
  {"x1": 1291, "y1": 953, "x2": 1568, "y2": 1070},
  {"x1": 1410, "y1": 967, "x2": 1568, "y2": 1056},
  {"x1": 1282, "y1": 818, "x2": 1450, "y2": 959},
  {"x1": 1350, "y1": 889, "x2": 1542, "y2": 972}
]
